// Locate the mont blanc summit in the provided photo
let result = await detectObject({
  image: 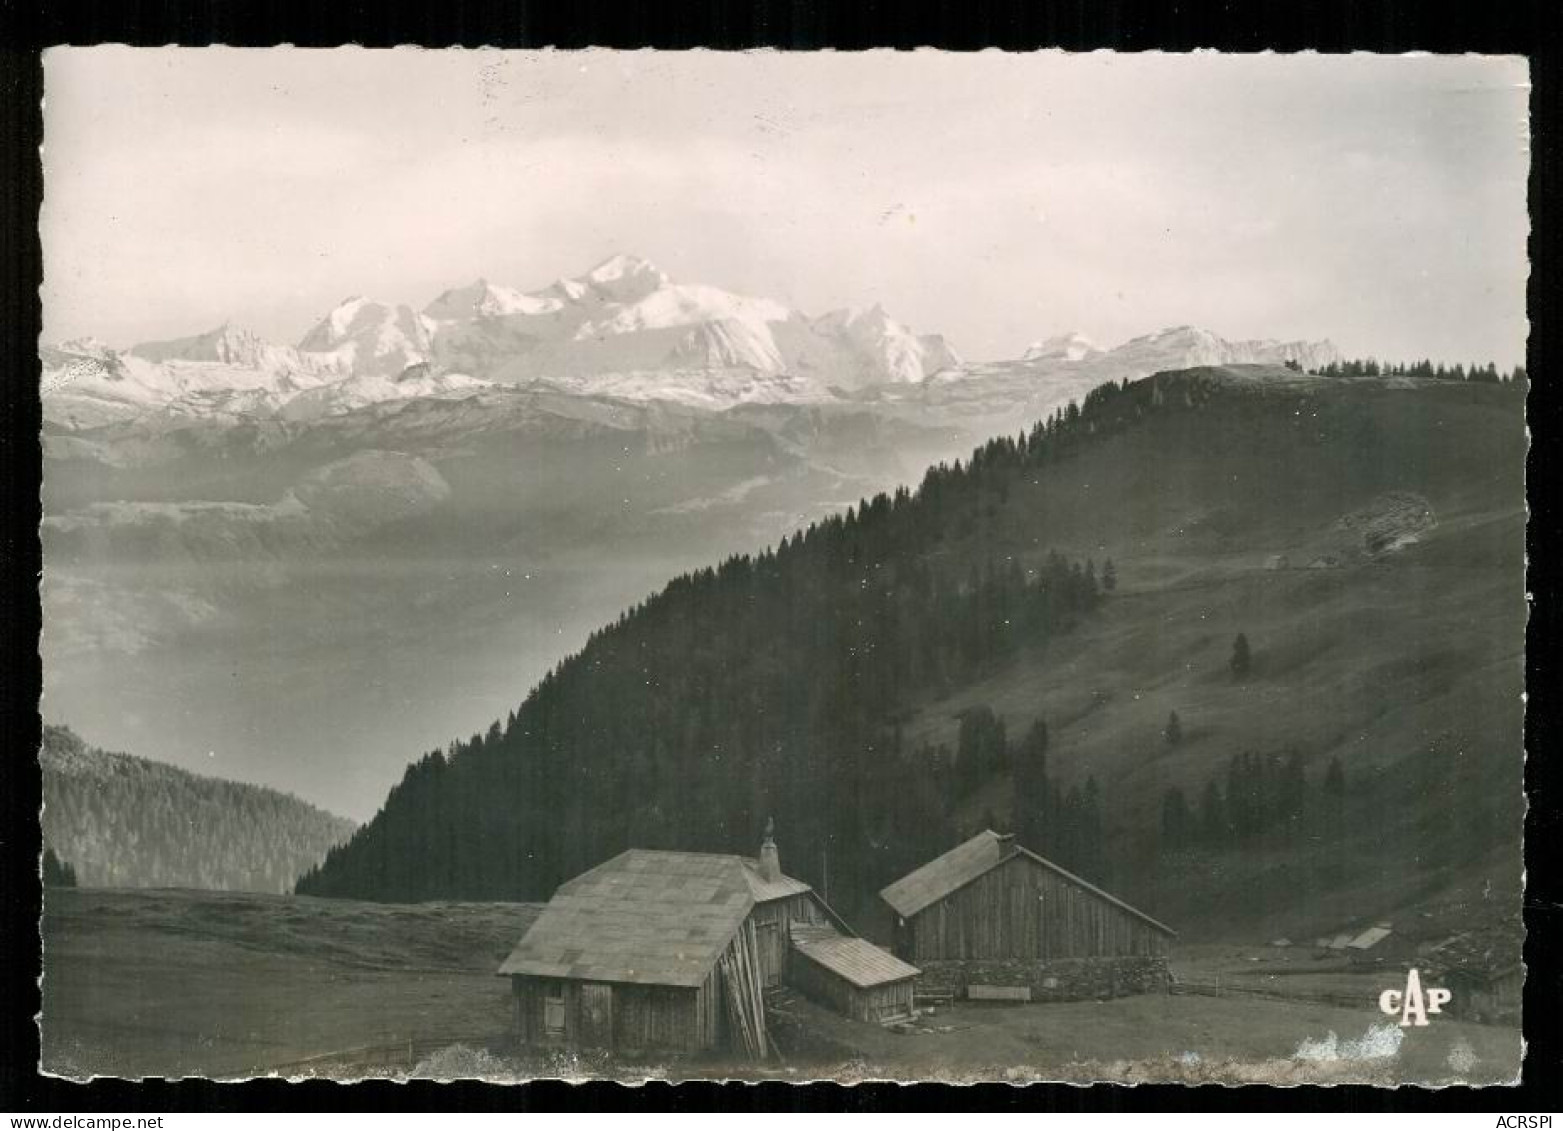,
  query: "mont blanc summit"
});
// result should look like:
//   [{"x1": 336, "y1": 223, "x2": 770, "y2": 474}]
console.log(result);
[
  {"x1": 41, "y1": 253, "x2": 1342, "y2": 429},
  {"x1": 42, "y1": 255, "x2": 980, "y2": 424}
]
